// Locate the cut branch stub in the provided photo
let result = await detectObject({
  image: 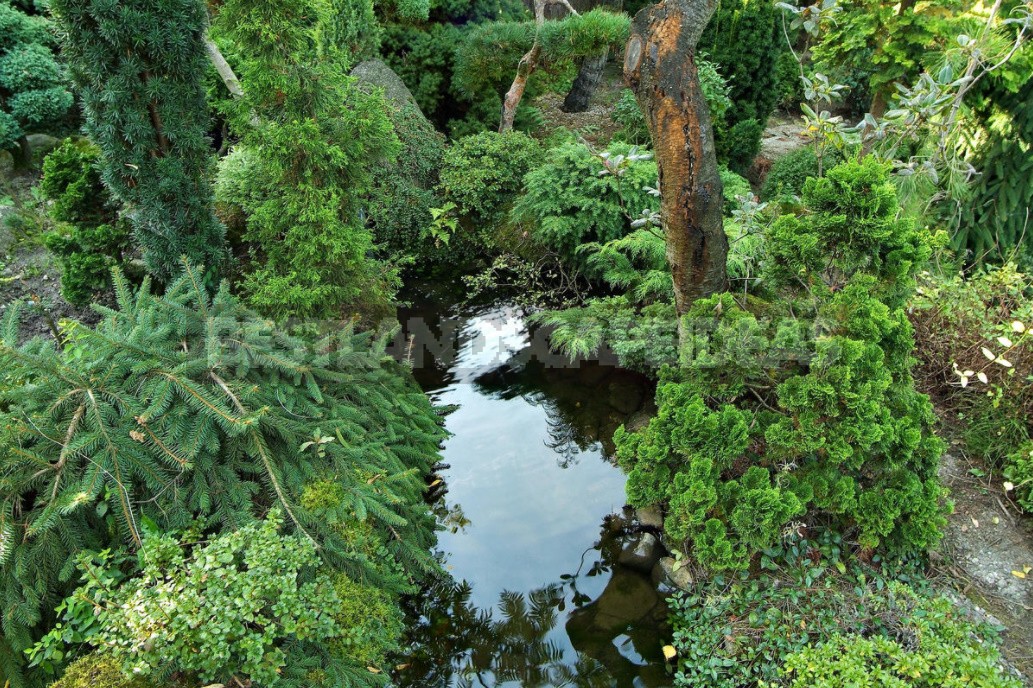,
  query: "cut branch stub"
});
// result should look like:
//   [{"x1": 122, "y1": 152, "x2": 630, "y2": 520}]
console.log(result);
[{"x1": 624, "y1": 0, "x2": 727, "y2": 319}]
